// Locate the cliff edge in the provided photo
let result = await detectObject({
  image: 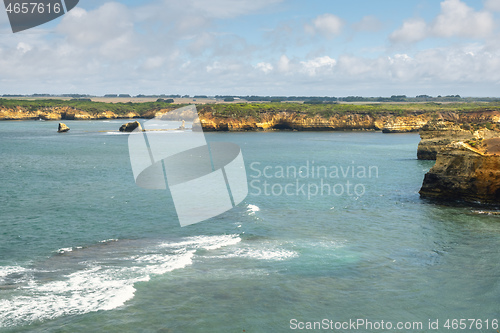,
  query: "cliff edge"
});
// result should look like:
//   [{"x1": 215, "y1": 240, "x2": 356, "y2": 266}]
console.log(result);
[
  {"x1": 417, "y1": 119, "x2": 500, "y2": 160},
  {"x1": 419, "y1": 138, "x2": 500, "y2": 204}
]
